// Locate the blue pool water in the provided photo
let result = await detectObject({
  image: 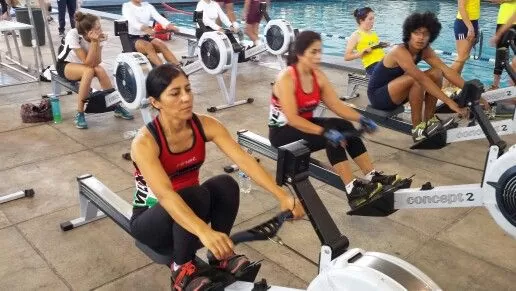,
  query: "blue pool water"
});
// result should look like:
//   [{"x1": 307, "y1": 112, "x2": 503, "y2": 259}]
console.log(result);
[{"x1": 90, "y1": 0, "x2": 509, "y2": 86}]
